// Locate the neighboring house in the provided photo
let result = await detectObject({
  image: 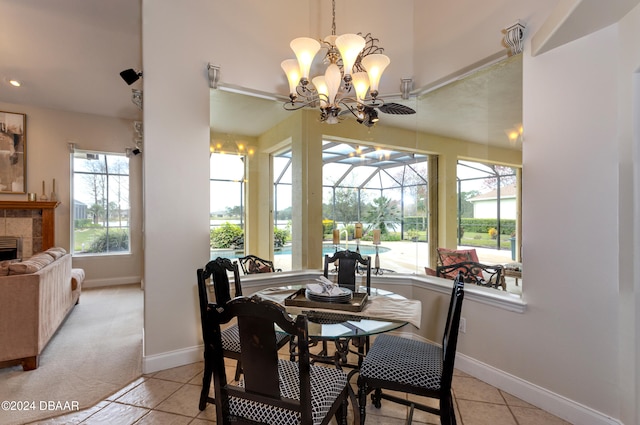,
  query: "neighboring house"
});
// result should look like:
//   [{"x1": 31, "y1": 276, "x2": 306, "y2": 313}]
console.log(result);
[
  {"x1": 468, "y1": 184, "x2": 517, "y2": 220},
  {"x1": 73, "y1": 200, "x2": 88, "y2": 220}
]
